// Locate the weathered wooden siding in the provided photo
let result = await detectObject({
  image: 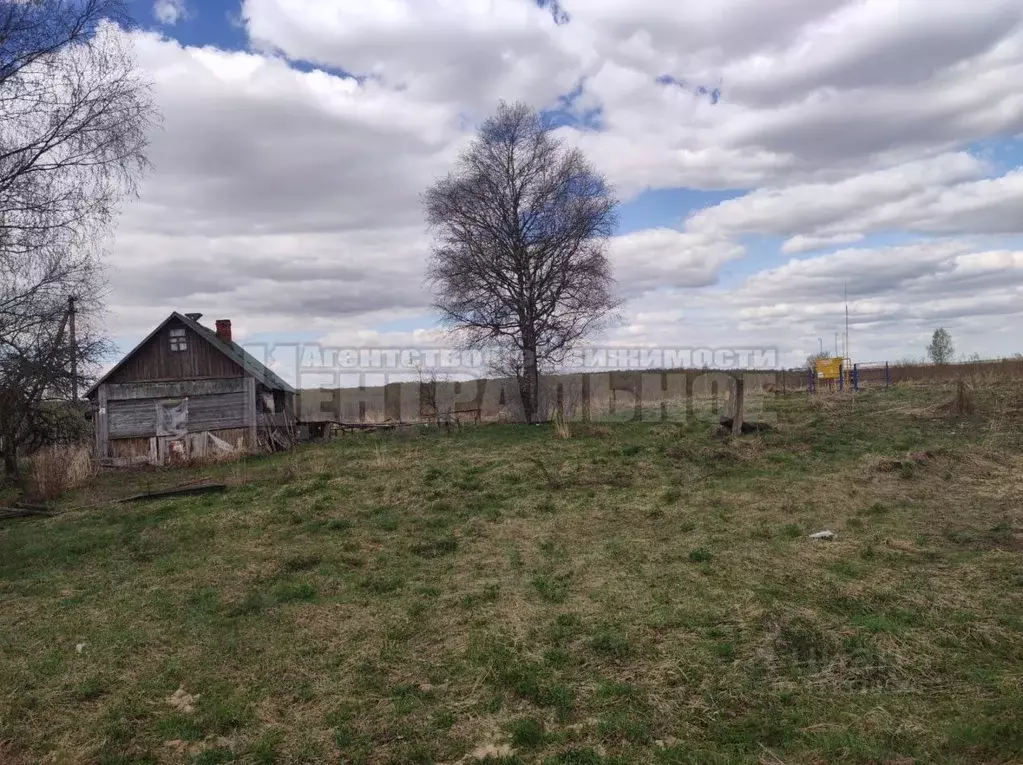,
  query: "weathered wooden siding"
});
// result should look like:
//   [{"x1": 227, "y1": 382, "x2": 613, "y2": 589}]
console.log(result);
[
  {"x1": 110, "y1": 436, "x2": 152, "y2": 461},
  {"x1": 209, "y1": 428, "x2": 250, "y2": 449},
  {"x1": 109, "y1": 427, "x2": 253, "y2": 462},
  {"x1": 105, "y1": 316, "x2": 243, "y2": 384},
  {"x1": 108, "y1": 391, "x2": 248, "y2": 438},
  {"x1": 106, "y1": 379, "x2": 246, "y2": 401}
]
